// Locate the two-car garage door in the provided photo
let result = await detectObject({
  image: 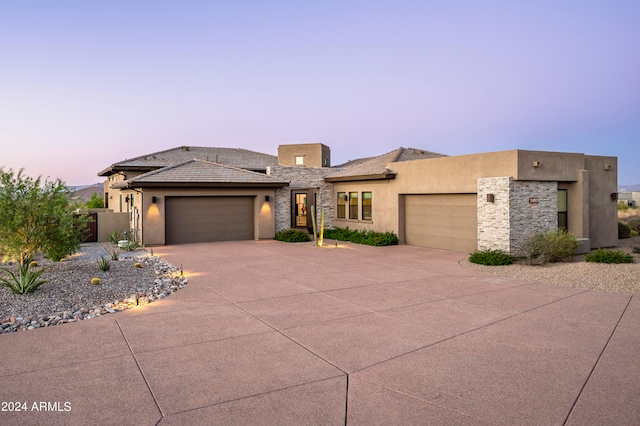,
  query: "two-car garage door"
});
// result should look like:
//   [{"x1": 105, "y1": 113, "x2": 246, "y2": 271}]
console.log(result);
[
  {"x1": 165, "y1": 196, "x2": 254, "y2": 244},
  {"x1": 404, "y1": 194, "x2": 477, "y2": 253}
]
